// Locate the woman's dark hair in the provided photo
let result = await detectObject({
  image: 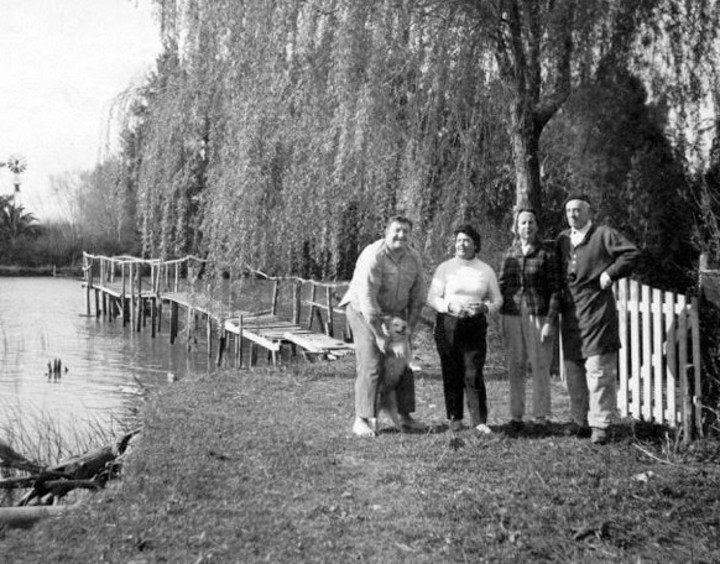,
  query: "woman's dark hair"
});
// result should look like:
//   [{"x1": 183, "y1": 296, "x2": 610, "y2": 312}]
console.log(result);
[{"x1": 453, "y1": 224, "x2": 481, "y2": 251}]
